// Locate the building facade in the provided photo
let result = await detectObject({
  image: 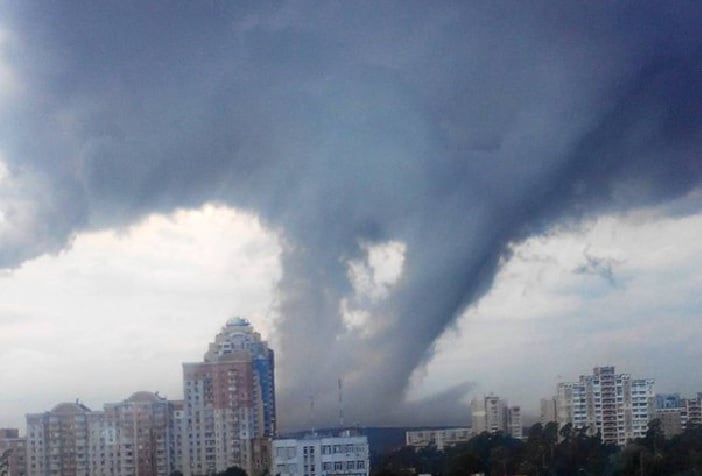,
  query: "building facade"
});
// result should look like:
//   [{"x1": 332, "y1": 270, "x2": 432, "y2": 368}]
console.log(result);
[
  {"x1": 26, "y1": 402, "x2": 95, "y2": 476},
  {"x1": 653, "y1": 392, "x2": 702, "y2": 436},
  {"x1": 557, "y1": 366, "x2": 655, "y2": 446},
  {"x1": 540, "y1": 397, "x2": 558, "y2": 426},
  {"x1": 272, "y1": 433, "x2": 368, "y2": 476},
  {"x1": 508, "y1": 406, "x2": 522, "y2": 440},
  {"x1": 103, "y1": 391, "x2": 182, "y2": 476},
  {"x1": 470, "y1": 396, "x2": 521, "y2": 438},
  {"x1": 25, "y1": 394, "x2": 181, "y2": 476},
  {"x1": 0, "y1": 428, "x2": 27, "y2": 476},
  {"x1": 405, "y1": 428, "x2": 472, "y2": 451},
  {"x1": 182, "y1": 318, "x2": 275, "y2": 476}
]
